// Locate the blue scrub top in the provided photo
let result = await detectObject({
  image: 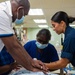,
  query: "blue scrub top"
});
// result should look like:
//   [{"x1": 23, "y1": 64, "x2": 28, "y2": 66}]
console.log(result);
[
  {"x1": 0, "y1": 46, "x2": 14, "y2": 75},
  {"x1": 61, "y1": 26, "x2": 75, "y2": 67},
  {"x1": 0, "y1": 47, "x2": 14, "y2": 66},
  {"x1": 24, "y1": 40, "x2": 59, "y2": 63}
]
